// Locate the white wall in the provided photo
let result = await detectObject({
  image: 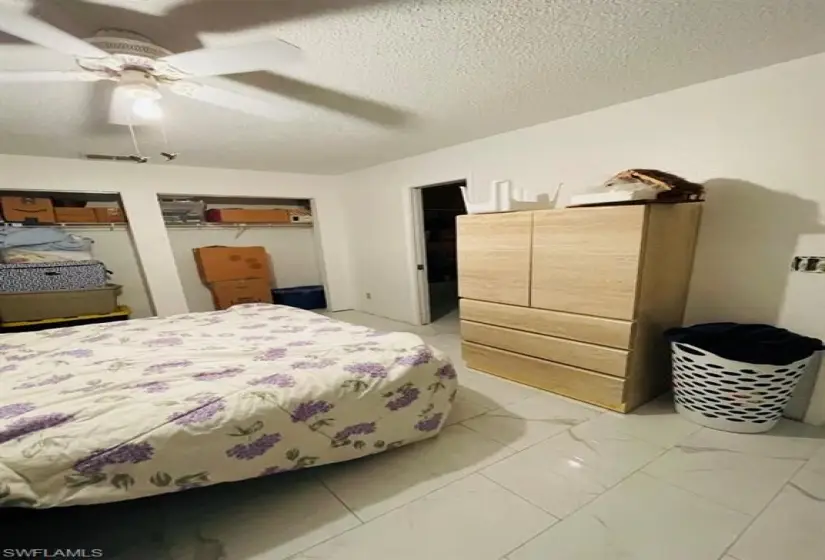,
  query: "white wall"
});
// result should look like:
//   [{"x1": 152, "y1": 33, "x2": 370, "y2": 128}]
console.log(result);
[
  {"x1": 69, "y1": 228, "x2": 154, "y2": 319},
  {"x1": 342, "y1": 52, "x2": 825, "y2": 423},
  {"x1": 0, "y1": 156, "x2": 354, "y2": 316},
  {"x1": 168, "y1": 226, "x2": 321, "y2": 313},
  {"x1": 66, "y1": 225, "x2": 322, "y2": 318}
]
